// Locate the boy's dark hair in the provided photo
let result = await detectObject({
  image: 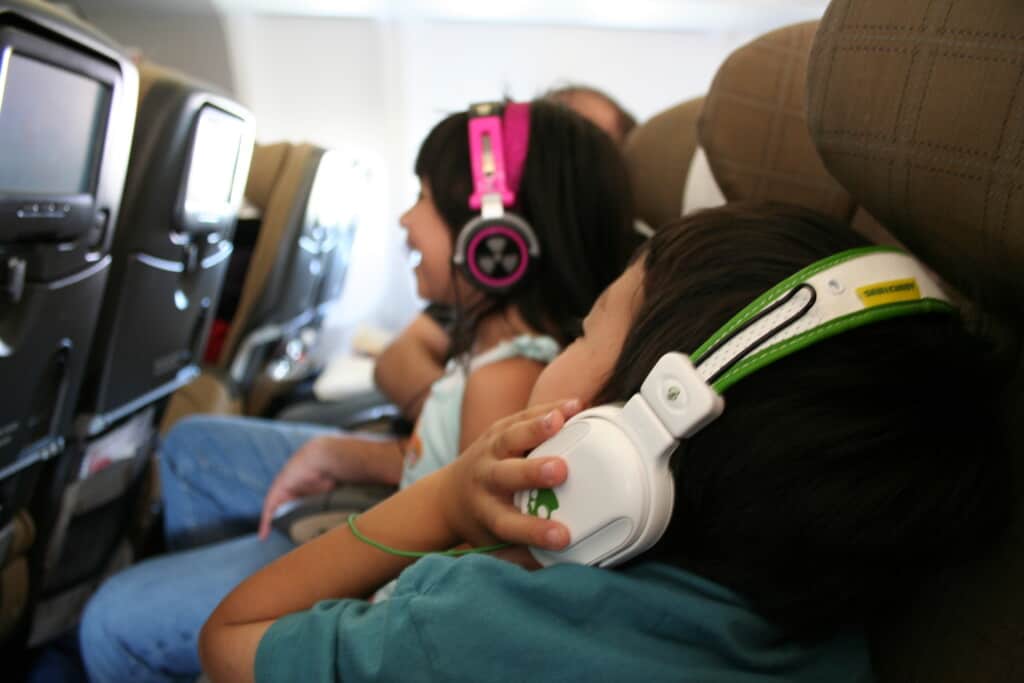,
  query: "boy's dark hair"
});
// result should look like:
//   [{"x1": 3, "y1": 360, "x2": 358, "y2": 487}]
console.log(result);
[
  {"x1": 596, "y1": 202, "x2": 1012, "y2": 637},
  {"x1": 414, "y1": 99, "x2": 641, "y2": 356}
]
